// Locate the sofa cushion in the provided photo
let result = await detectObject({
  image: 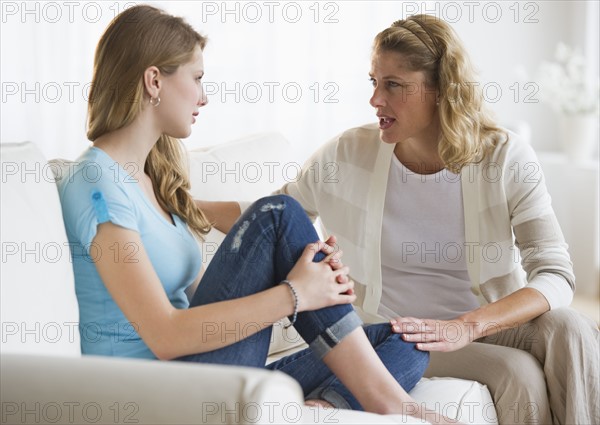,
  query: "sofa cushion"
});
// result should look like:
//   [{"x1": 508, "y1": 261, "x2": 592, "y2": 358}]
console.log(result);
[
  {"x1": 188, "y1": 132, "x2": 296, "y2": 202},
  {"x1": 313, "y1": 377, "x2": 497, "y2": 424},
  {"x1": 410, "y1": 377, "x2": 497, "y2": 424},
  {"x1": 267, "y1": 346, "x2": 497, "y2": 424},
  {"x1": 0, "y1": 142, "x2": 80, "y2": 356}
]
